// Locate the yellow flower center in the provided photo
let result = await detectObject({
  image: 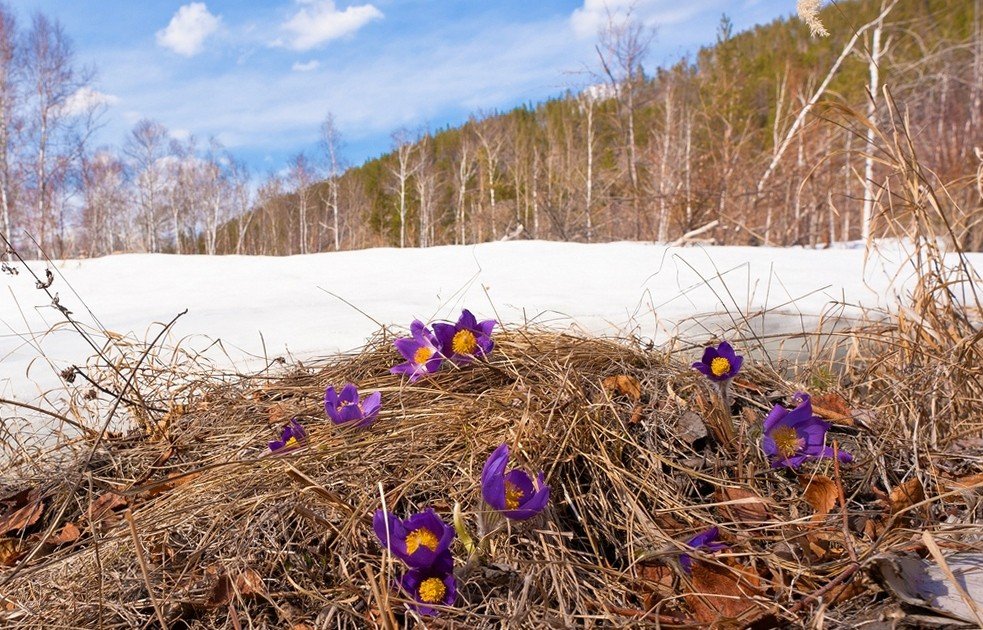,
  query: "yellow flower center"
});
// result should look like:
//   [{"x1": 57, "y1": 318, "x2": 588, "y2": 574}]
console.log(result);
[
  {"x1": 405, "y1": 527, "x2": 440, "y2": 555},
  {"x1": 710, "y1": 356, "x2": 731, "y2": 377},
  {"x1": 413, "y1": 346, "x2": 433, "y2": 365},
  {"x1": 772, "y1": 426, "x2": 804, "y2": 458},
  {"x1": 418, "y1": 577, "x2": 446, "y2": 604},
  {"x1": 505, "y1": 481, "x2": 525, "y2": 510},
  {"x1": 451, "y1": 329, "x2": 478, "y2": 355},
  {"x1": 284, "y1": 437, "x2": 299, "y2": 449}
]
